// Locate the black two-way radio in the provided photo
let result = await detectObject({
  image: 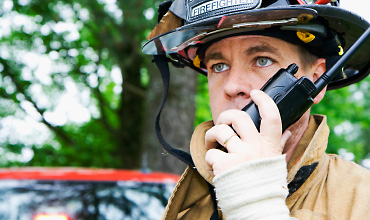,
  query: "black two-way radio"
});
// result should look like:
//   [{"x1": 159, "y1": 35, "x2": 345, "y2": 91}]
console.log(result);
[{"x1": 242, "y1": 27, "x2": 370, "y2": 131}]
